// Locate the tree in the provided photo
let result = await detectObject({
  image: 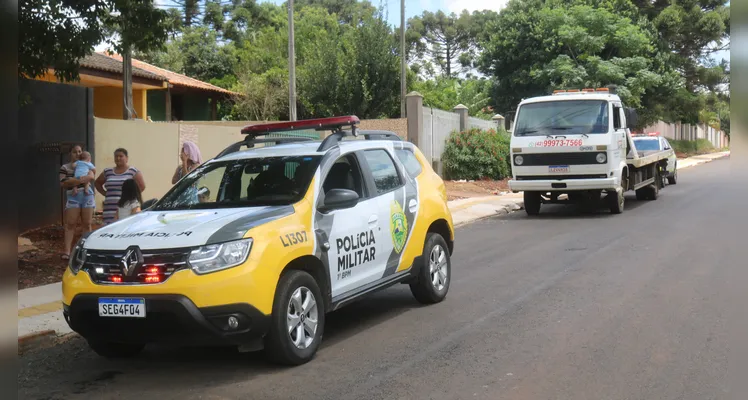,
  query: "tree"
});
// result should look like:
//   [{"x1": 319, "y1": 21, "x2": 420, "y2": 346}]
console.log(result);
[
  {"x1": 407, "y1": 10, "x2": 489, "y2": 79},
  {"x1": 19, "y1": 0, "x2": 170, "y2": 82},
  {"x1": 631, "y1": 0, "x2": 730, "y2": 90},
  {"x1": 477, "y1": 0, "x2": 684, "y2": 127}
]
